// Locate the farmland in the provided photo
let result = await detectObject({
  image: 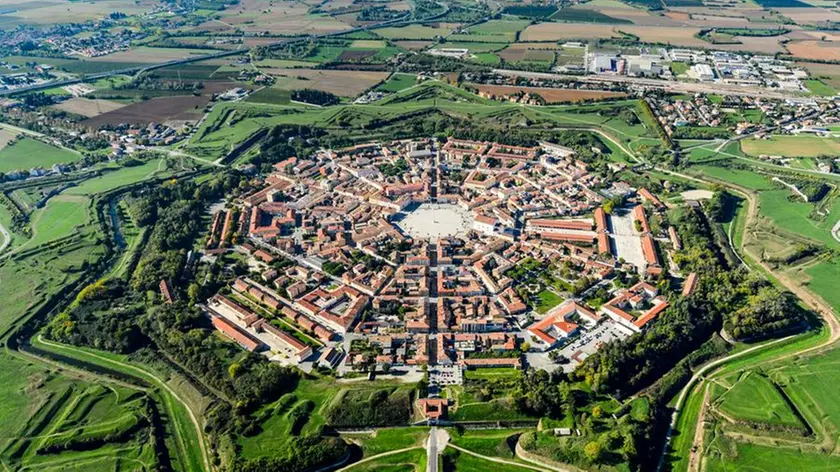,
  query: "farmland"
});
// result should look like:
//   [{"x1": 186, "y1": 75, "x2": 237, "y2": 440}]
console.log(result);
[
  {"x1": 375, "y1": 24, "x2": 453, "y2": 39},
  {"x1": 52, "y1": 98, "x2": 127, "y2": 117},
  {"x1": 740, "y1": 135, "x2": 840, "y2": 157},
  {"x1": 87, "y1": 47, "x2": 223, "y2": 64},
  {"x1": 470, "y1": 84, "x2": 627, "y2": 103},
  {"x1": 82, "y1": 96, "x2": 209, "y2": 127},
  {"x1": 0, "y1": 137, "x2": 79, "y2": 173},
  {"x1": 261, "y1": 69, "x2": 390, "y2": 97}
]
